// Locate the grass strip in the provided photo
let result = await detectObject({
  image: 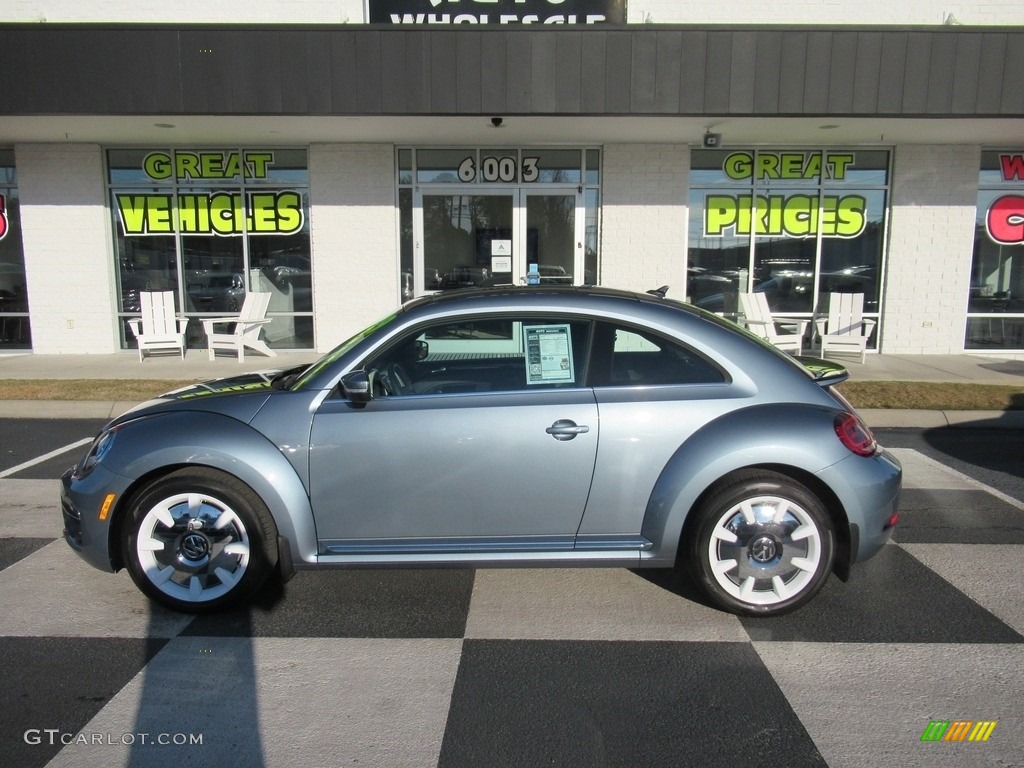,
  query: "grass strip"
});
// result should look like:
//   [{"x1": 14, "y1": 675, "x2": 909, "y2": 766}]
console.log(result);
[
  {"x1": 836, "y1": 381, "x2": 1024, "y2": 411},
  {"x1": 0, "y1": 379, "x2": 195, "y2": 401}
]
